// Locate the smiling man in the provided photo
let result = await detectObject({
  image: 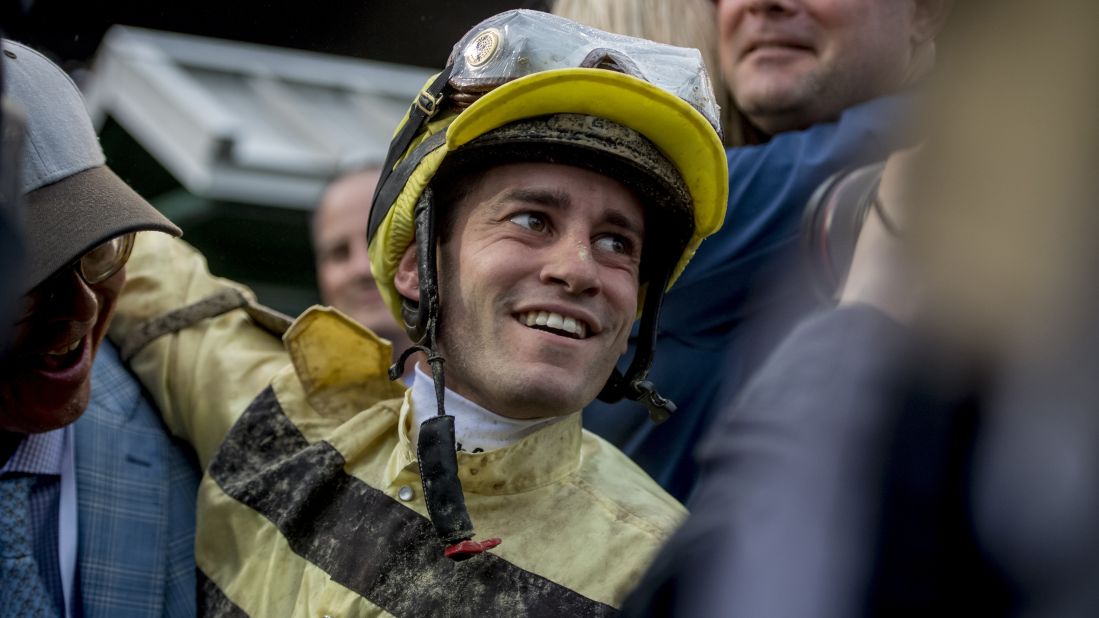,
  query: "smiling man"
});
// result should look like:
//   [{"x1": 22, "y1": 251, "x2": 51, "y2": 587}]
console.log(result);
[
  {"x1": 109, "y1": 10, "x2": 727, "y2": 615},
  {"x1": 720, "y1": 0, "x2": 940, "y2": 135},
  {"x1": 0, "y1": 40, "x2": 197, "y2": 617}
]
